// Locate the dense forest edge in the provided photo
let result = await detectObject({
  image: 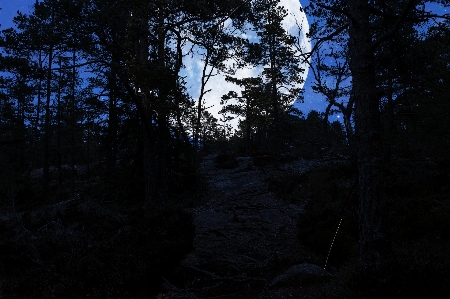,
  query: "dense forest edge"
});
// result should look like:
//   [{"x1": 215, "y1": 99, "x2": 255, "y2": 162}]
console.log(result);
[{"x1": 1, "y1": 0, "x2": 450, "y2": 298}]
